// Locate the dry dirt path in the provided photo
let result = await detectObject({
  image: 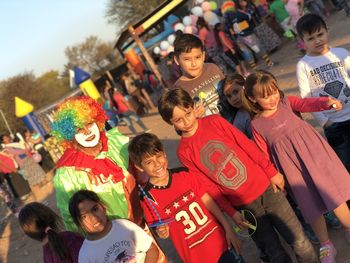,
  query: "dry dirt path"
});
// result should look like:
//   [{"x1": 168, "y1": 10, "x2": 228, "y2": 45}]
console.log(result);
[{"x1": 1, "y1": 11, "x2": 350, "y2": 263}]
